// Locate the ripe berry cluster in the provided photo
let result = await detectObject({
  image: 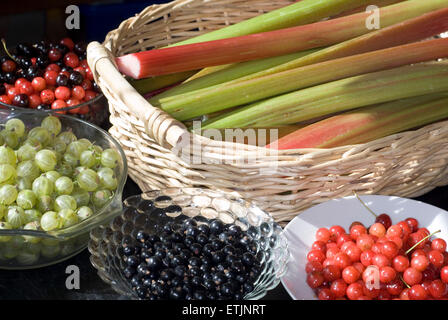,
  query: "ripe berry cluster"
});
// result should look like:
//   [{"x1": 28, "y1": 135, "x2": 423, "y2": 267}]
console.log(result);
[
  {"x1": 306, "y1": 213, "x2": 448, "y2": 300},
  {"x1": 0, "y1": 38, "x2": 101, "y2": 117},
  {"x1": 121, "y1": 206, "x2": 262, "y2": 300}
]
